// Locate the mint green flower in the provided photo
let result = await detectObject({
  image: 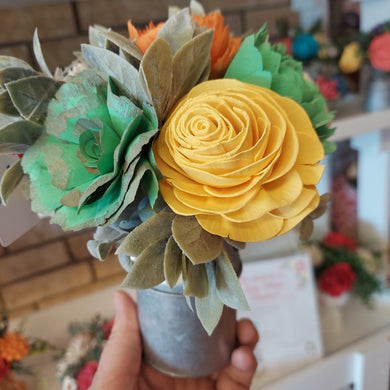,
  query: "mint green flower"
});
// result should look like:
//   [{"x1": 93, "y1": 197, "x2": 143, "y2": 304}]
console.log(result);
[
  {"x1": 22, "y1": 70, "x2": 159, "y2": 230},
  {"x1": 225, "y1": 25, "x2": 336, "y2": 154}
]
